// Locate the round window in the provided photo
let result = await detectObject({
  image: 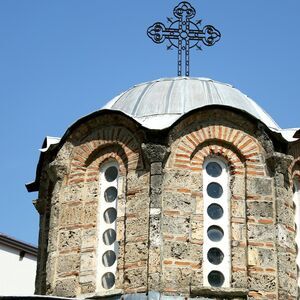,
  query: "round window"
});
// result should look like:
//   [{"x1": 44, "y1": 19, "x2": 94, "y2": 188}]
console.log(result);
[
  {"x1": 102, "y1": 250, "x2": 116, "y2": 267},
  {"x1": 103, "y1": 229, "x2": 116, "y2": 245},
  {"x1": 207, "y1": 203, "x2": 224, "y2": 220},
  {"x1": 206, "y1": 162, "x2": 222, "y2": 177},
  {"x1": 208, "y1": 271, "x2": 225, "y2": 287},
  {"x1": 104, "y1": 187, "x2": 118, "y2": 202},
  {"x1": 105, "y1": 166, "x2": 118, "y2": 182},
  {"x1": 104, "y1": 208, "x2": 117, "y2": 224},
  {"x1": 207, "y1": 225, "x2": 224, "y2": 242},
  {"x1": 102, "y1": 272, "x2": 115, "y2": 289},
  {"x1": 207, "y1": 182, "x2": 223, "y2": 198},
  {"x1": 207, "y1": 247, "x2": 224, "y2": 265}
]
